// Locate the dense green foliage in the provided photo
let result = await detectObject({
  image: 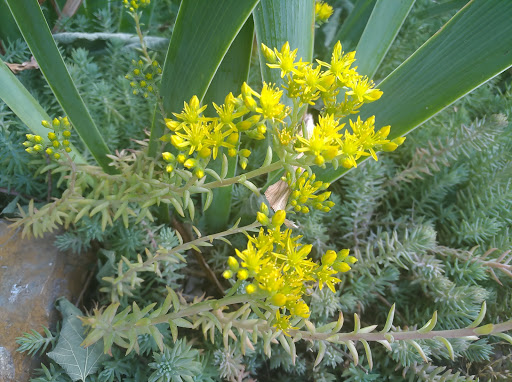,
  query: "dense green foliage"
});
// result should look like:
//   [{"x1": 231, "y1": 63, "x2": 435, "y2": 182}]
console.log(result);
[{"x1": 3, "y1": 0, "x2": 512, "y2": 381}]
